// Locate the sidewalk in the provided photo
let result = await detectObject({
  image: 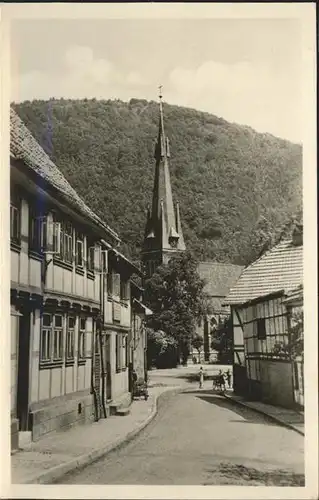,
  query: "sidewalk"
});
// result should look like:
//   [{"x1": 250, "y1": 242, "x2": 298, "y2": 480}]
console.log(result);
[
  {"x1": 223, "y1": 392, "x2": 304, "y2": 436},
  {"x1": 11, "y1": 385, "x2": 180, "y2": 485}
]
